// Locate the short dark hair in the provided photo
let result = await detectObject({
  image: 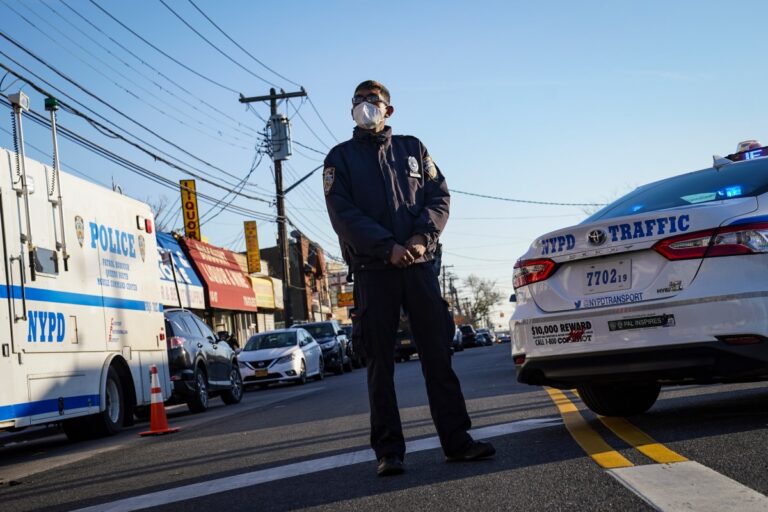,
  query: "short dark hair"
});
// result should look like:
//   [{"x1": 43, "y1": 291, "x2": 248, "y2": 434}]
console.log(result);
[{"x1": 354, "y1": 80, "x2": 390, "y2": 104}]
